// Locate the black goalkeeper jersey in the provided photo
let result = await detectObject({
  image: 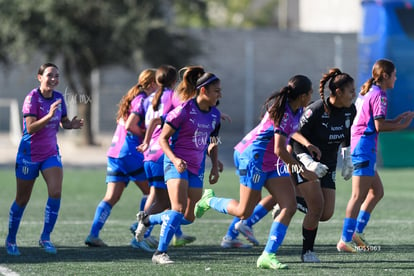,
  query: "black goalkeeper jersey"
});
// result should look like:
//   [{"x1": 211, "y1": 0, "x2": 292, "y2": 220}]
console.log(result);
[{"x1": 292, "y1": 99, "x2": 356, "y2": 170}]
